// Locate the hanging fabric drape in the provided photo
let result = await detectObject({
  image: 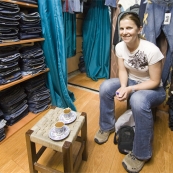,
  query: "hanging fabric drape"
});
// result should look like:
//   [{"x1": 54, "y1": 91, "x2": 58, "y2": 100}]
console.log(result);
[
  {"x1": 37, "y1": 0, "x2": 76, "y2": 111},
  {"x1": 83, "y1": 0, "x2": 111, "y2": 81},
  {"x1": 63, "y1": 13, "x2": 76, "y2": 58}
]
